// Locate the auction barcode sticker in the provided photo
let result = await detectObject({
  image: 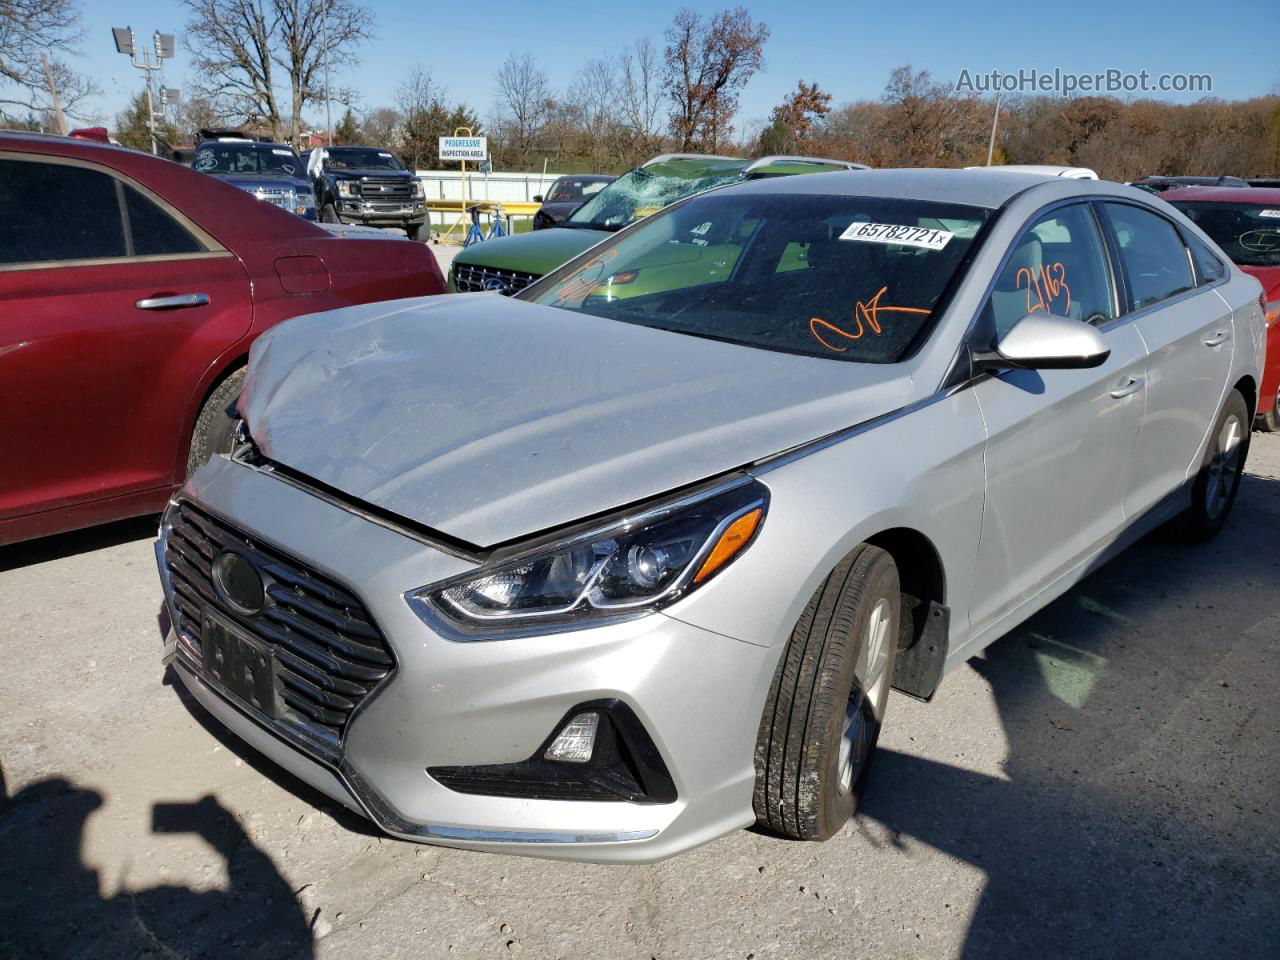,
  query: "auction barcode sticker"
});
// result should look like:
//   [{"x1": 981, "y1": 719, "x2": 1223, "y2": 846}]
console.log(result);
[{"x1": 839, "y1": 222, "x2": 954, "y2": 250}]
